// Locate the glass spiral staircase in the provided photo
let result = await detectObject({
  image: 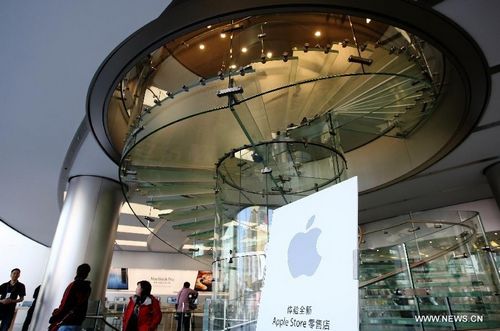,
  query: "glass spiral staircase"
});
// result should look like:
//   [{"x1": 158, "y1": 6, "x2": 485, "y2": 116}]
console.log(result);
[{"x1": 104, "y1": 9, "x2": 500, "y2": 331}]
